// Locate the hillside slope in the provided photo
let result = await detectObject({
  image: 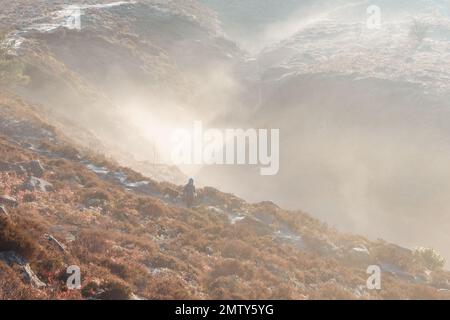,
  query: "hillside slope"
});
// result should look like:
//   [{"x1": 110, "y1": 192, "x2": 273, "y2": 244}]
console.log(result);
[
  {"x1": 1, "y1": 91, "x2": 450, "y2": 299},
  {"x1": 2, "y1": 0, "x2": 450, "y2": 300},
  {"x1": 1, "y1": 0, "x2": 242, "y2": 186}
]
